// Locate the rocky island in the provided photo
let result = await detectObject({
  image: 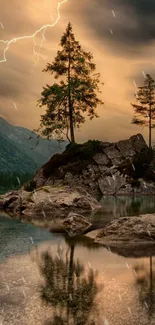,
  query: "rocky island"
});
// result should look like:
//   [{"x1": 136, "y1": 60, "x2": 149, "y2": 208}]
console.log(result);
[
  {"x1": 31, "y1": 133, "x2": 155, "y2": 198},
  {"x1": 1, "y1": 133, "x2": 155, "y2": 245}
]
